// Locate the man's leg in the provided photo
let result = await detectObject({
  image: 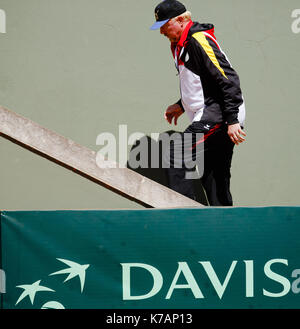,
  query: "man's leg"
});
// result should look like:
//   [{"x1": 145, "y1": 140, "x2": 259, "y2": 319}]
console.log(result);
[
  {"x1": 202, "y1": 128, "x2": 234, "y2": 206},
  {"x1": 166, "y1": 132, "x2": 198, "y2": 200},
  {"x1": 165, "y1": 123, "x2": 234, "y2": 204},
  {"x1": 201, "y1": 166, "x2": 220, "y2": 206},
  {"x1": 212, "y1": 130, "x2": 234, "y2": 206},
  {"x1": 167, "y1": 167, "x2": 197, "y2": 200}
]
